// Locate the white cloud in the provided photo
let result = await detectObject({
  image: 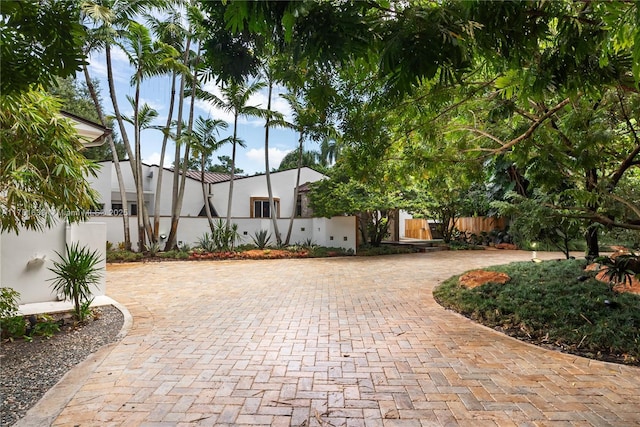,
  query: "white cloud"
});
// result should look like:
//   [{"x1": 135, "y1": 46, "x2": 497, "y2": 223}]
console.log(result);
[
  {"x1": 144, "y1": 152, "x2": 173, "y2": 167},
  {"x1": 245, "y1": 147, "x2": 291, "y2": 170},
  {"x1": 86, "y1": 49, "x2": 129, "y2": 84},
  {"x1": 139, "y1": 97, "x2": 165, "y2": 112}
]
